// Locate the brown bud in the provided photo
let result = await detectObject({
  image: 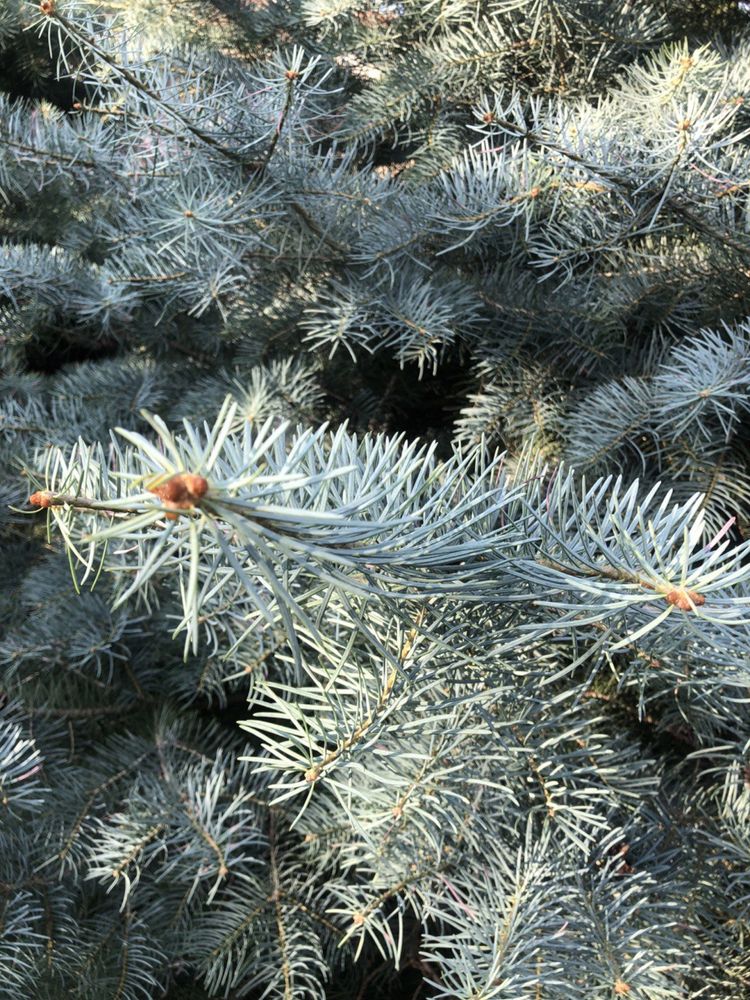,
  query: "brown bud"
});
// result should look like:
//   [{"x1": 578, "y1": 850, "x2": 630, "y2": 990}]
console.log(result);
[
  {"x1": 285, "y1": 69, "x2": 300, "y2": 80},
  {"x1": 665, "y1": 588, "x2": 705, "y2": 611},
  {"x1": 482, "y1": 111, "x2": 495, "y2": 123},
  {"x1": 29, "y1": 491, "x2": 53, "y2": 508},
  {"x1": 148, "y1": 472, "x2": 208, "y2": 517},
  {"x1": 614, "y1": 982, "x2": 630, "y2": 996},
  {"x1": 612, "y1": 842, "x2": 634, "y2": 875},
  {"x1": 180, "y1": 473, "x2": 208, "y2": 499},
  {"x1": 40, "y1": 0, "x2": 55, "y2": 14},
  {"x1": 151, "y1": 478, "x2": 187, "y2": 504},
  {"x1": 351, "y1": 912, "x2": 365, "y2": 926}
]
